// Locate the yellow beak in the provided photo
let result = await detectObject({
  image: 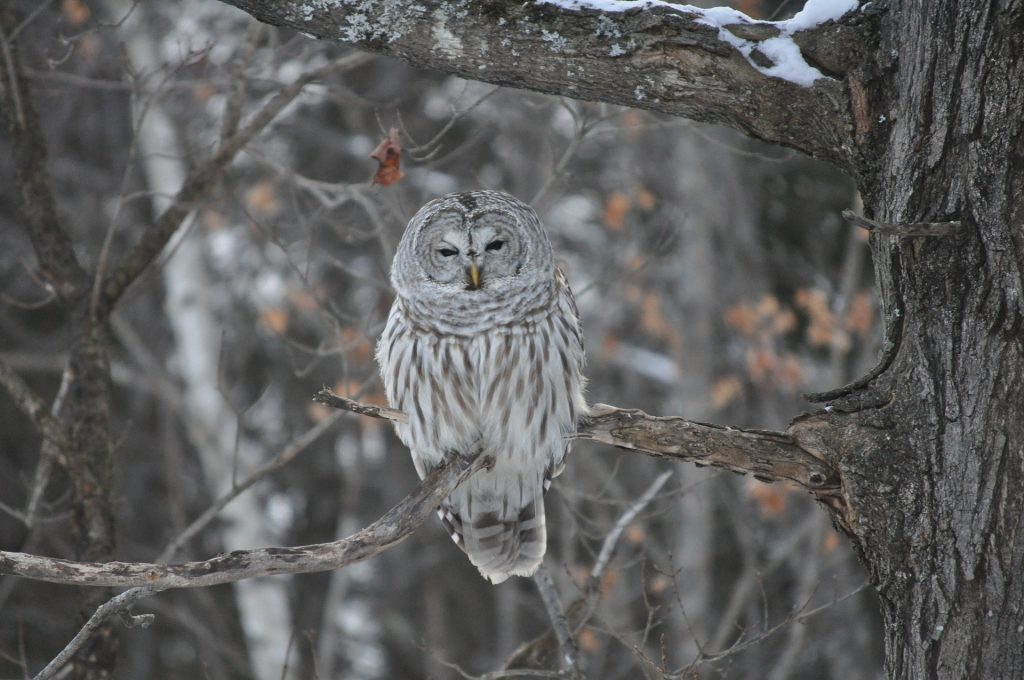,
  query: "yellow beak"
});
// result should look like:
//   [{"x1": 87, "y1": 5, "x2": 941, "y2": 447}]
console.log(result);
[{"x1": 468, "y1": 263, "x2": 481, "y2": 289}]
